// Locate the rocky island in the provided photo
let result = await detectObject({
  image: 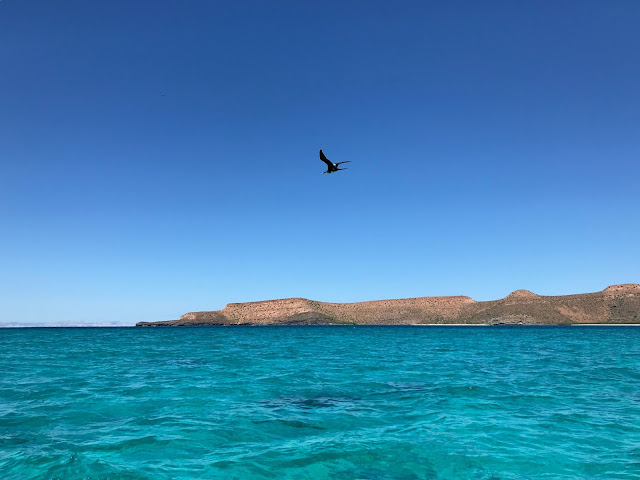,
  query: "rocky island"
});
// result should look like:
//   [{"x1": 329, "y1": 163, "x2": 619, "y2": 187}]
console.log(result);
[{"x1": 137, "y1": 284, "x2": 640, "y2": 326}]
